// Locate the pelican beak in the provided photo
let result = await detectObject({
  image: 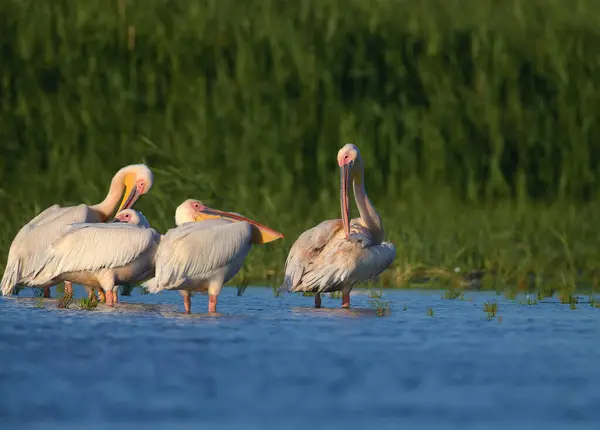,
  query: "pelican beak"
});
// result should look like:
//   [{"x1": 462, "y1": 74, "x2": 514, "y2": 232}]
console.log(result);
[
  {"x1": 117, "y1": 173, "x2": 140, "y2": 212},
  {"x1": 340, "y1": 161, "x2": 352, "y2": 238},
  {"x1": 195, "y1": 206, "x2": 284, "y2": 244}
]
